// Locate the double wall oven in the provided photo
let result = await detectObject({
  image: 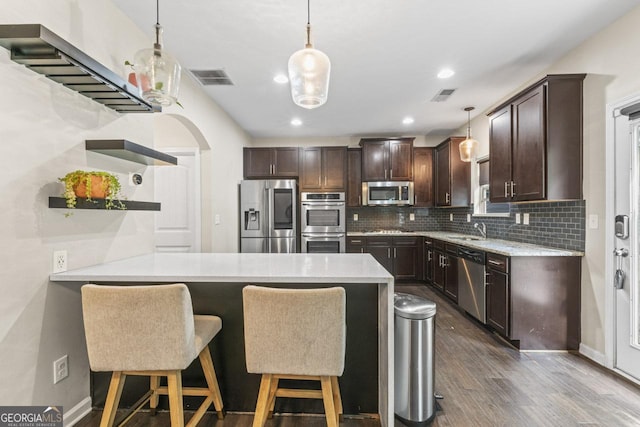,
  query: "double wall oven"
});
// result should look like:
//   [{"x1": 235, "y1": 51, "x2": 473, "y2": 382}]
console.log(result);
[{"x1": 301, "y1": 192, "x2": 346, "y2": 253}]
